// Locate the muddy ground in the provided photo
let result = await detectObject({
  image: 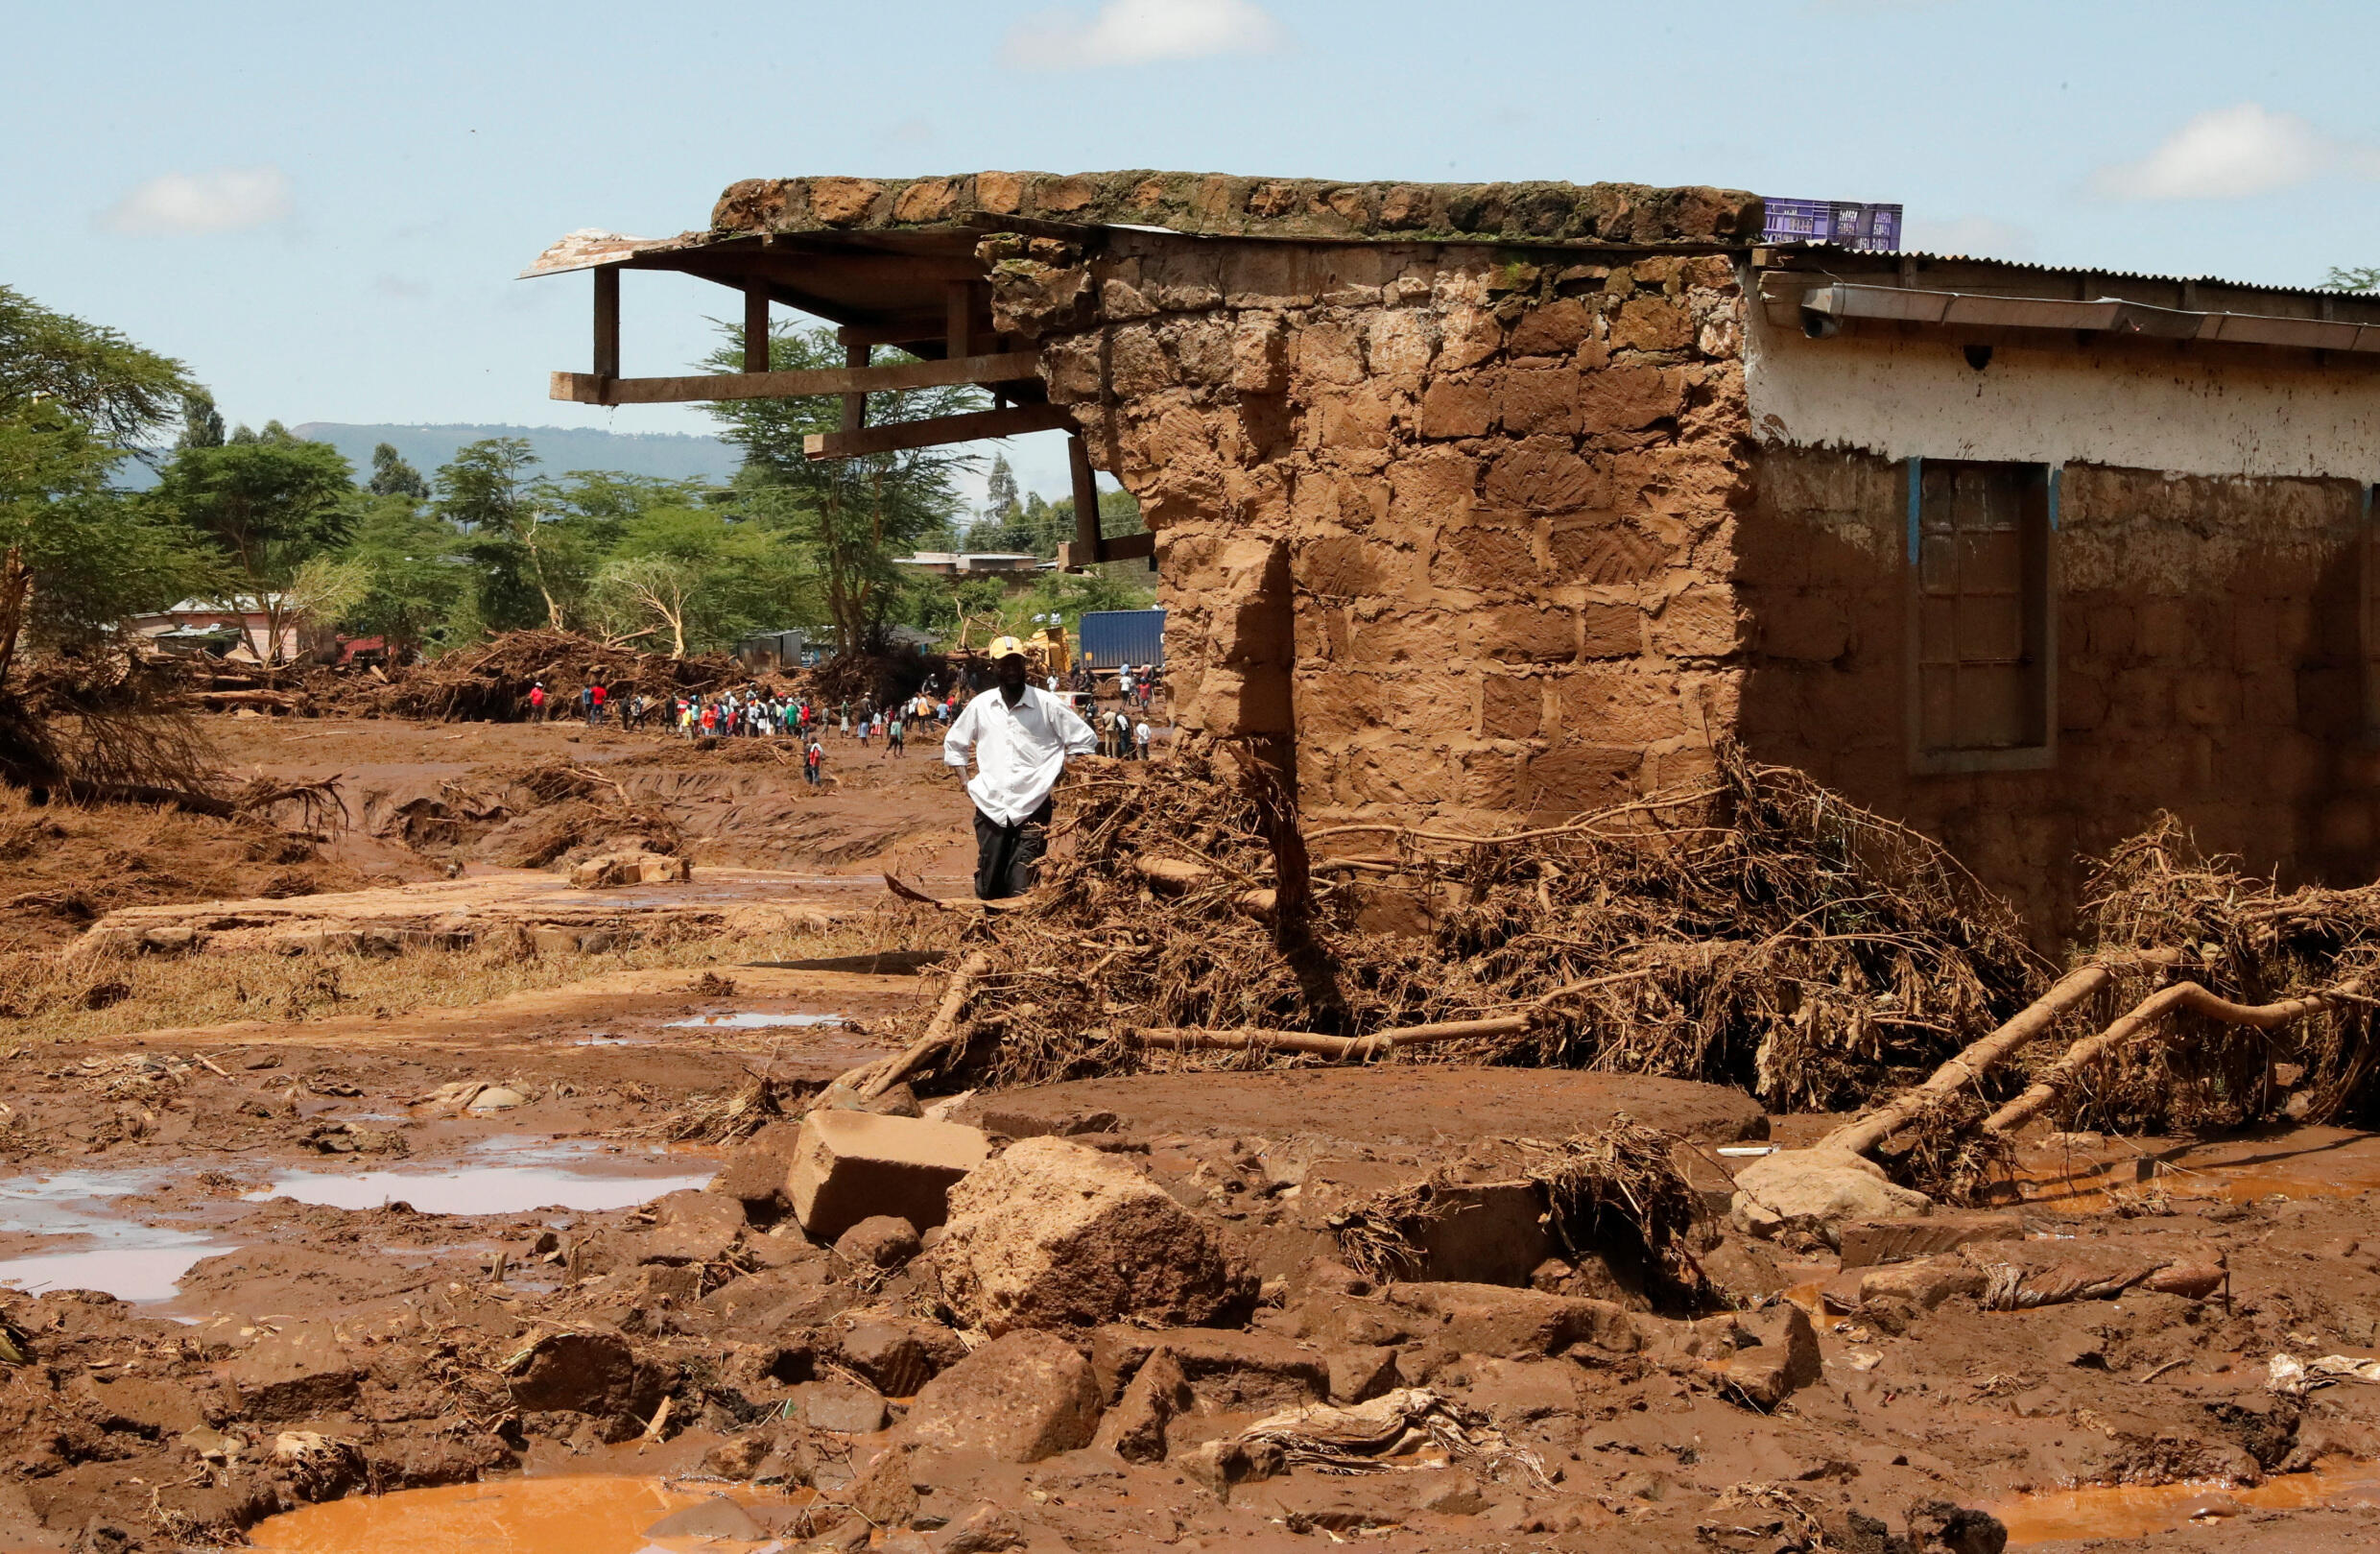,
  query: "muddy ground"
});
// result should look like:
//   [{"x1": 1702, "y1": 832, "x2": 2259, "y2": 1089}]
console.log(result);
[{"x1": 3, "y1": 715, "x2": 2380, "y2": 1552}]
